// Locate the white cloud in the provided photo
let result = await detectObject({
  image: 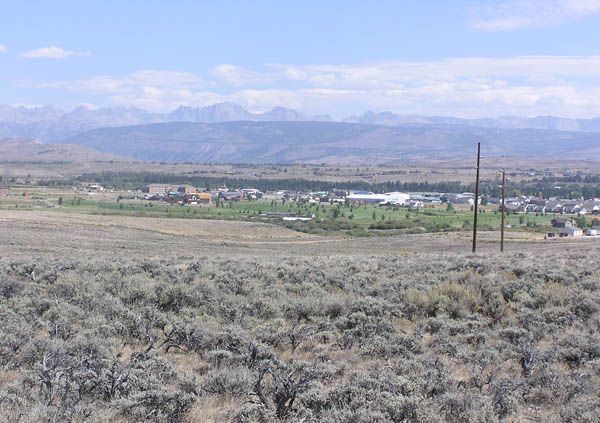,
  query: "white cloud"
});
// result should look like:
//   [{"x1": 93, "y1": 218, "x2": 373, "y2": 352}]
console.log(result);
[
  {"x1": 35, "y1": 57, "x2": 600, "y2": 117},
  {"x1": 0, "y1": 44, "x2": 6, "y2": 53},
  {"x1": 471, "y1": 0, "x2": 600, "y2": 31},
  {"x1": 40, "y1": 70, "x2": 206, "y2": 111},
  {"x1": 21, "y1": 45, "x2": 91, "y2": 59},
  {"x1": 210, "y1": 64, "x2": 276, "y2": 86},
  {"x1": 42, "y1": 70, "x2": 203, "y2": 92}
]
